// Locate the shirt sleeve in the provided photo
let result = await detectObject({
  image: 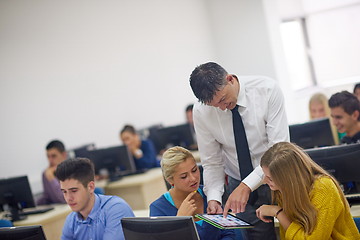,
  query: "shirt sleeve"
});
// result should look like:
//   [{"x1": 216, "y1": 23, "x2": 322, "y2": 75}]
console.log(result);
[
  {"x1": 265, "y1": 81, "x2": 290, "y2": 146},
  {"x1": 135, "y1": 139, "x2": 158, "y2": 169},
  {"x1": 193, "y1": 106, "x2": 225, "y2": 204},
  {"x1": 285, "y1": 178, "x2": 343, "y2": 239},
  {"x1": 61, "y1": 214, "x2": 74, "y2": 240},
  {"x1": 103, "y1": 200, "x2": 135, "y2": 240}
]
